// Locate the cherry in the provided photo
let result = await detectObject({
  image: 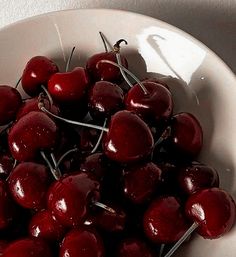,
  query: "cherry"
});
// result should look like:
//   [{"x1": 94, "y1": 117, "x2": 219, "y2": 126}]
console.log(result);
[
  {"x1": 16, "y1": 97, "x2": 59, "y2": 120},
  {"x1": 3, "y1": 238, "x2": 52, "y2": 257},
  {"x1": 29, "y1": 209, "x2": 66, "y2": 242},
  {"x1": 0, "y1": 154, "x2": 14, "y2": 179},
  {"x1": 143, "y1": 196, "x2": 189, "y2": 243},
  {"x1": 123, "y1": 162, "x2": 162, "y2": 204},
  {"x1": 88, "y1": 81, "x2": 124, "y2": 120},
  {"x1": 59, "y1": 228, "x2": 104, "y2": 257},
  {"x1": 118, "y1": 238, "x2": 154, "y2": 257},
  {"x1": 80, "y1": 153, "x2": 108, "y2": 182},
  {"x1": 48, "y1": 67, "x2": 90, "y2": 104},
  {"x1": 177, "y1": 162, "x2": 219, "y2": 195},
  {"x1": 0, "y1": 180, "x2": 16, "y2": 230},
  {"x1": 164, "y1": 112, "x2": 203, "y2": 158},
  {"x1": 185, "y1": 188, "x2": 236, "y2": 239},
  {"x1": 125, "y1": 82, "x2": 173, "y2": 124},
  {"x1": 47, "y1": 172, "x2": 100, "y2": 227},
  {"x1": 21, "y1": 56, "x2": 58, "y2": 96},
  {"x1": 0, "y1": 85, "x2": 22, "y2": 126},
  {"x1": 86, "y1": 42, "x2": 128, "y2": 83},
  {"x1": 103, "y1": 110, "x2": 154, "y2": 163},
  {"x1": 8, "y1": 162, "x2": 51, "y2": 210},
  {"x1": 8, "y1": 111, "x2": 58, "y2": 162}
]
